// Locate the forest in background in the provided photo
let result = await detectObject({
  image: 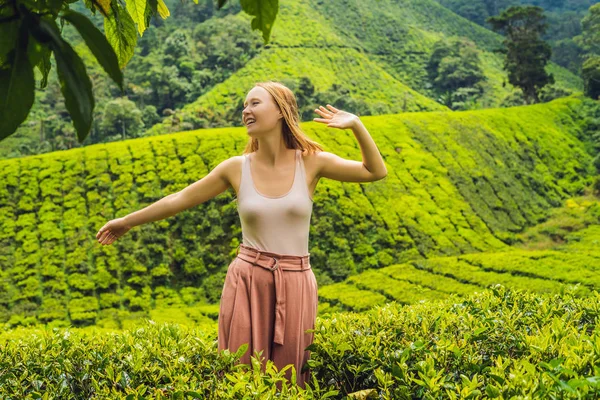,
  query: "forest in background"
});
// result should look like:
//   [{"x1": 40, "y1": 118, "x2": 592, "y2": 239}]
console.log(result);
[
  {"x1": 434, "y1": 0, "x2": 596, "y2": 73},
  {"x1": 0, "y1": 0, "x2": 591, "y2": 159}
]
